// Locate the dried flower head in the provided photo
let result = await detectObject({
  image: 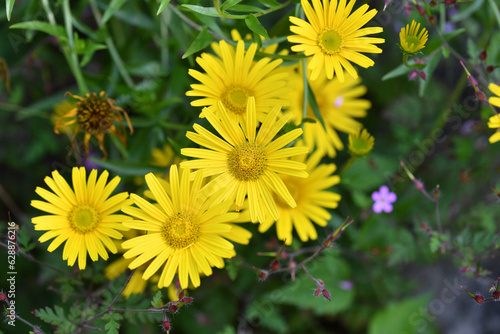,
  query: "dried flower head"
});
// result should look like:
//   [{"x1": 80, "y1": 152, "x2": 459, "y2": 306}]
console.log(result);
[{"x1": 54, "y1": 91, "x2": 133, "y2": 160}]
